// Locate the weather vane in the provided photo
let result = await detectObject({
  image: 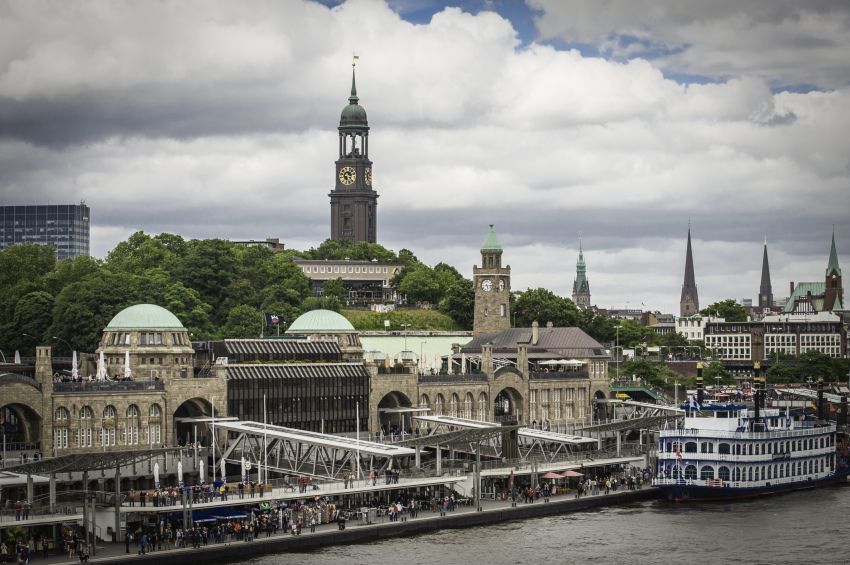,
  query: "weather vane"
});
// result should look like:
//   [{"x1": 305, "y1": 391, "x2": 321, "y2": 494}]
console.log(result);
[{"x1": 352, "y1": 53, "x2": 359, "y2": 68}]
